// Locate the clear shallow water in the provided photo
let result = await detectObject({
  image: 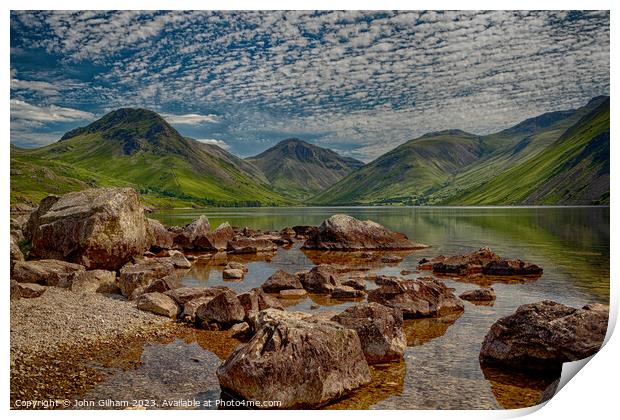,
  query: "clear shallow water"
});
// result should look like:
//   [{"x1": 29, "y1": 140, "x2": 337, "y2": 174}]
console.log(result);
[{"x1": 86, "y1": 207, "x2": 609, "y2": 409}]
